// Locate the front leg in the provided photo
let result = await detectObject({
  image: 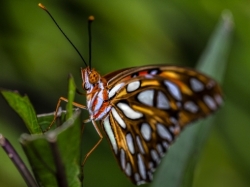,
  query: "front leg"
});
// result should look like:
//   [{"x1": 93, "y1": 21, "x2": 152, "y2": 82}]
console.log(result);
[{"x1": 46, "y1": 97, "x2": 87, "y2": 131}]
